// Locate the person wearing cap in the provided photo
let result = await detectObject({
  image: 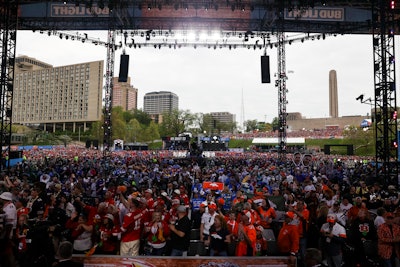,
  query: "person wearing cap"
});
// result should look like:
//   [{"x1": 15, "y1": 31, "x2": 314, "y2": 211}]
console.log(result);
[
  {"x1": 120, "y1": 197, "x2": 145, "y2": 257},
  {"x1": 255, "y1": 225, "x2": 267, "y2": 256},
  {"x1": 200, "y1": 201, "x2": 218, "y2": 251},
  {"x1": 0, "y1": 191, "x2": 17, "y2": 237},
  {"x1": 235, "y1": 209, "x2": 257, "y2": 256},
  {"x1": 98, "y1": 213, "x2": 120, "y2": 254},
  {"x1": 169, "y1": 205, "x2": 191, "y2": 256},
  {"x1": 277, "y1": 211, "x2": 299, "y2": 265},
  {"x1": 0, "y1": 191, "x2": 17, "y2": 267},
  {"x1": 377, "y1": 212, "x2": 400, "y2": 267},
  {"x1": 319, "y1": 213, "x2": 347, "y2": 267},
  {"x1": 54, "y1": 241, "x2": 83, "y2": 267}
]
